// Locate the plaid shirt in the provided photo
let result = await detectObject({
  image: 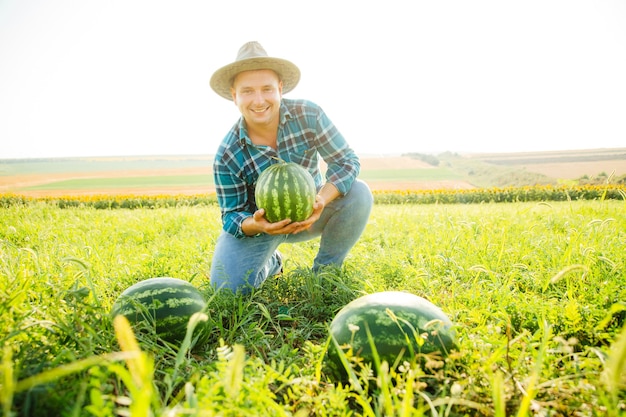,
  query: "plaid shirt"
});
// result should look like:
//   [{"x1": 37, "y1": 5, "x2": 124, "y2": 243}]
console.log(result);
[{"x1": 213, "y1": 98, "x2": 361, "y2": 238}]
